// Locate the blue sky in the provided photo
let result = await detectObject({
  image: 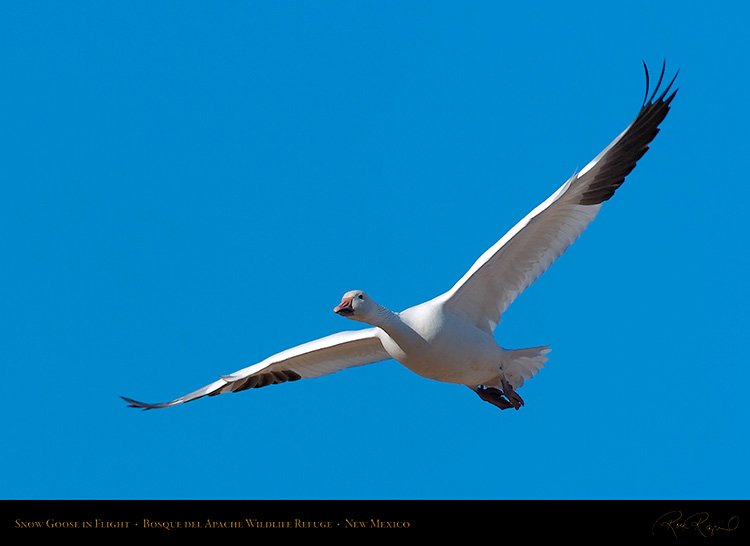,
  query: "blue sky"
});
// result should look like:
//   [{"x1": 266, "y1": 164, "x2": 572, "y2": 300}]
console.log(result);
[{"x1": 1, "y1": 2, "x2": 747, "y2": 500}]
